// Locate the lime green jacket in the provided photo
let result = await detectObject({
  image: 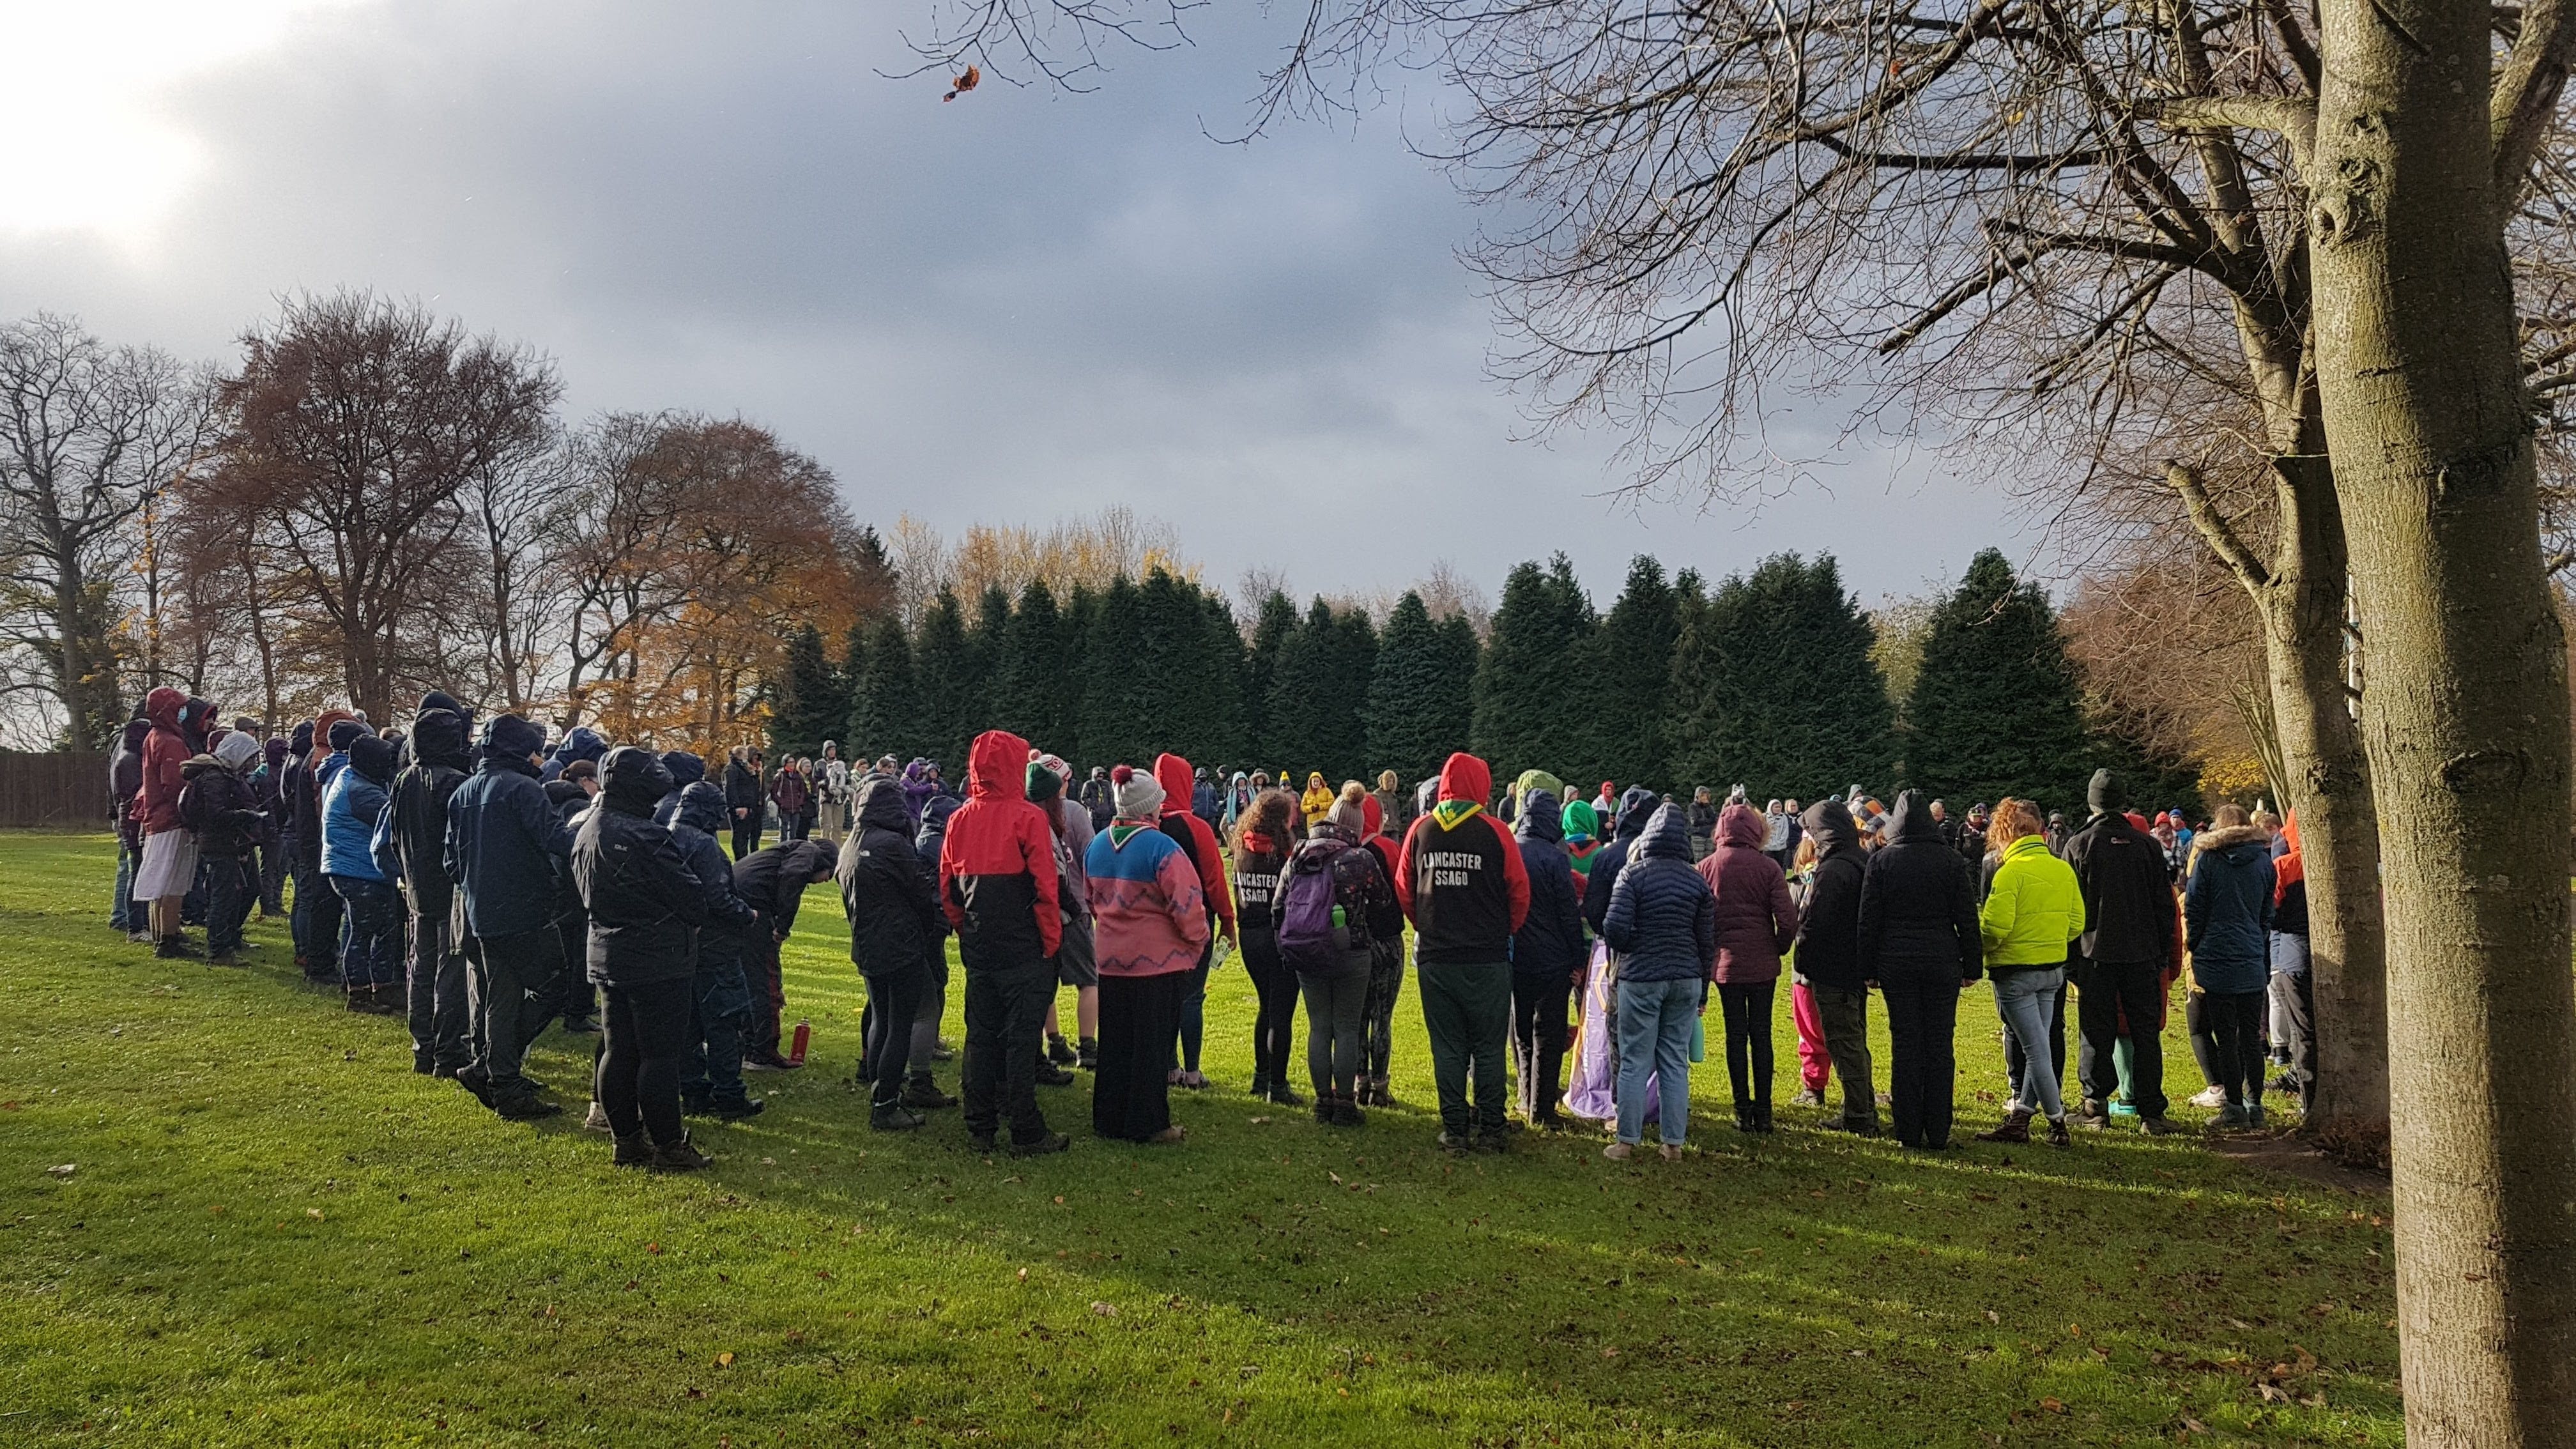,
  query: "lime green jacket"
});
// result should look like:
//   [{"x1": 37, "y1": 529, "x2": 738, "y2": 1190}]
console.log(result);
[{"x1": 1978, "y1": 835, "x2": 2087, "y2": 969}]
